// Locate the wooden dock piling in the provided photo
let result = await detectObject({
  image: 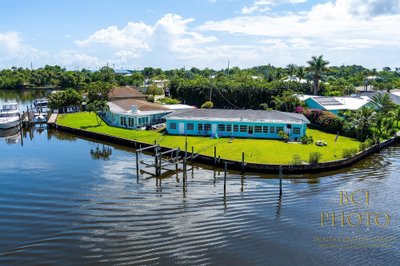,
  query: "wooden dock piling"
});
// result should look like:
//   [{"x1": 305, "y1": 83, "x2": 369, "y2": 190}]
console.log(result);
[
  {"x1": 224, "y1": 161, "x2": 227, "y2": 194},
  {"x1": 279, "y1": 165, "x2": 283, "y2": 195}
]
